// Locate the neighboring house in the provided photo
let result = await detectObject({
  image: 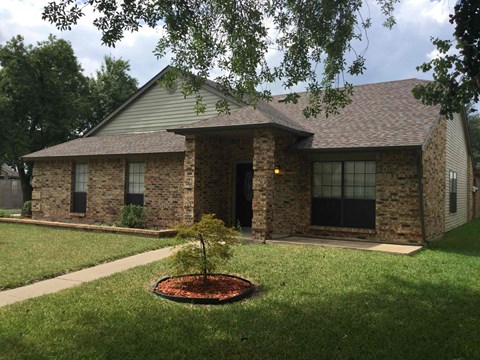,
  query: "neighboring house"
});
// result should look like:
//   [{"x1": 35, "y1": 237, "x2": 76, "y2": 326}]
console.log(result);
[
  {"x1": 23, "y1": 66, "x2": 476, "y2": 244},
  {"x1": 1, "y1": 163, "x2": 19, "y2": 179},
  {"x1": 0, "y1": 164, "x2": 22, "y2": 209}
]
